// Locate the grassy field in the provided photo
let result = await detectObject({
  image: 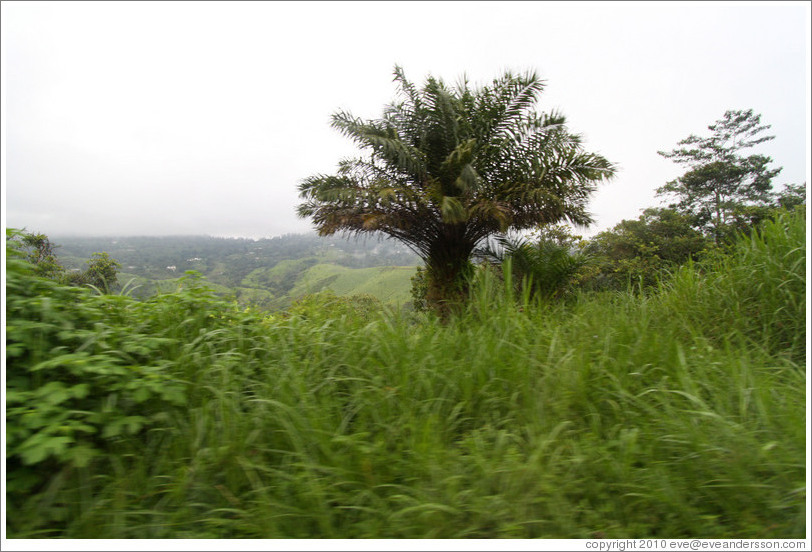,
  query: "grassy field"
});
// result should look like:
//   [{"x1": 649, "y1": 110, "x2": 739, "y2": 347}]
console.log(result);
[
  {"x1": 240, "y1": 260, "x2": 416, "y2": 307},
  {"x1": 241, "y1": 258, "x2": 317, "y2": 290},
  {"x1": 5, "y1": 210, "x2": 807, "y2": 538},
  {"x1": 288, "y1": 263, "x2": 416, "y2": 305}
]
